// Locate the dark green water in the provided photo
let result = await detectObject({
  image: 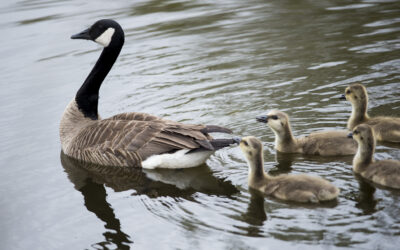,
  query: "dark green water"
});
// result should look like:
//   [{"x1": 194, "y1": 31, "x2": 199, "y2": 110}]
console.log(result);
[{"x1": 1, "y1": 0, "x2": 400, "y2": 249}]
